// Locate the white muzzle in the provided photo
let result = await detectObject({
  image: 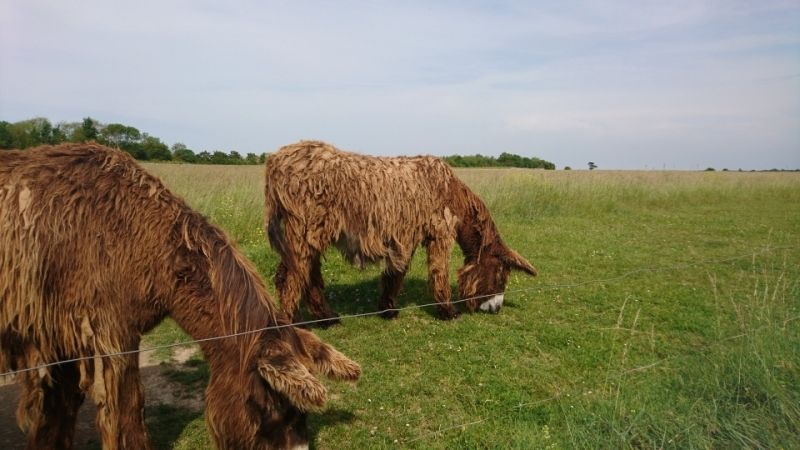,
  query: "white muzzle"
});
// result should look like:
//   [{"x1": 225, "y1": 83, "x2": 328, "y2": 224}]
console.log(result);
[{"x1": 479, "y1": 294, "x2": 504, "y2": 313}]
